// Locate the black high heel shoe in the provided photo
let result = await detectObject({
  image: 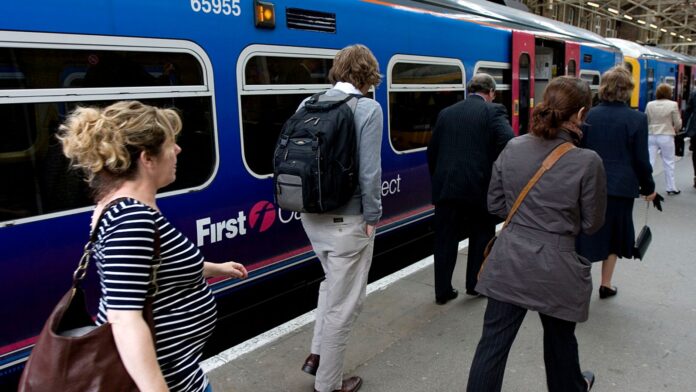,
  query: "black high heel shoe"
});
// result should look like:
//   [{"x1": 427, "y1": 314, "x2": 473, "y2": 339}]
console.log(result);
[{"x1": 599, "y1": 285, "x2": 617, "y2": 299}]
